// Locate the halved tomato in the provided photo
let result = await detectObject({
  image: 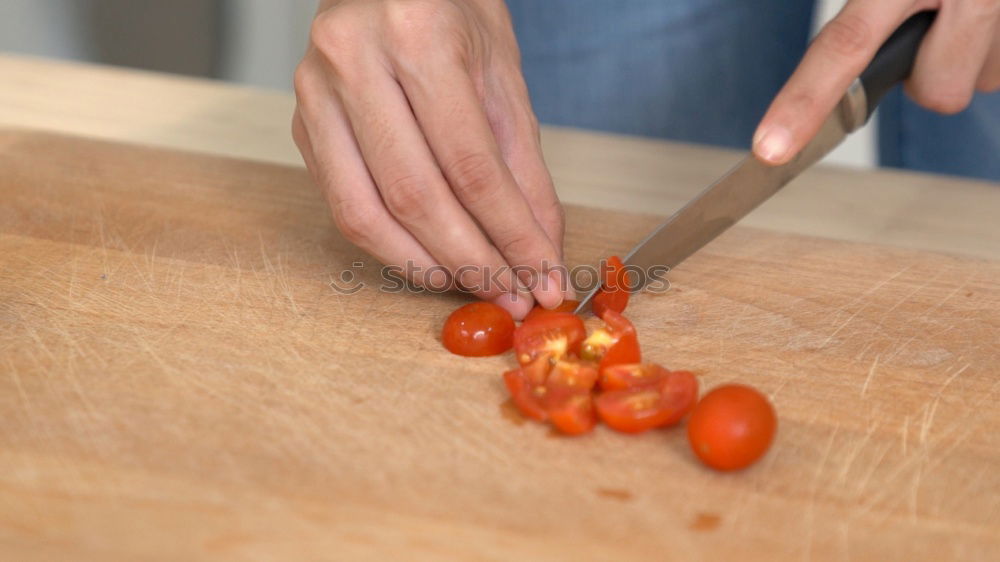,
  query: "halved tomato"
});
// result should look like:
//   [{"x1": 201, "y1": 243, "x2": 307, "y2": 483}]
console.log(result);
[
  {"x1": 513, "y1": 312, "x2": 586, "y2": 366},
  {"x1": 545, "y1": 388, "x2": 597, "y2": 436},
  {"x1": 580, "y1": 310, "x2": 640, "y2": 370},
  {"x1": 595, "y1": 370, "x2": 699, "y2": 434},
  {"x1": 547, "y1": 358, "x2": 600, "y2": 392},
  {"x1": 442, "y1": 301, "x2": 516, "y2": 357},
  {"x1": 523, "y1": 300, "x2": 581, "y2": 323},
  {"x1": 600, "y1": 363, "x2": 673, "y2": 391},
  {"x1": 592, "y1": 255, "x2": 629, "y2": 318}
]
